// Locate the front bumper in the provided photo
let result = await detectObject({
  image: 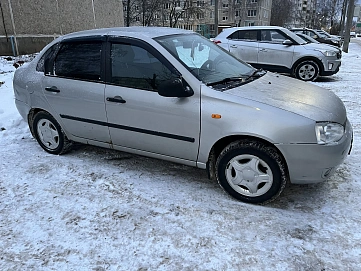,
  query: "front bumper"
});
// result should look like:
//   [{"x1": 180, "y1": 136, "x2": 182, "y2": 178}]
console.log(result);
[
  {"x1": 277, "y1": 119, "x2": 353, "y2": 184},
  {"x1": 320, "y1": 58, "x2": 341, "y2": 76}
]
